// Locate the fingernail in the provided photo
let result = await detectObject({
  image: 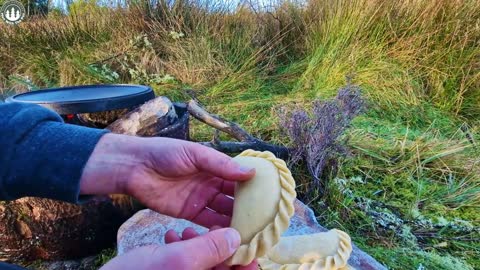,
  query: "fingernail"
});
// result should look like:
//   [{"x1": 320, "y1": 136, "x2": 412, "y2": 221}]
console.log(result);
[
  {"x1": 224, "y1": 228, "x2": 241, "y2": 253},
  {"x1": 239, "y1": 165, "x2": 254, "y2": 173}
]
